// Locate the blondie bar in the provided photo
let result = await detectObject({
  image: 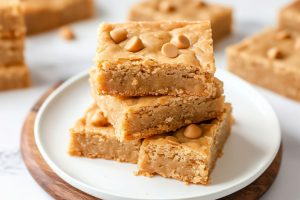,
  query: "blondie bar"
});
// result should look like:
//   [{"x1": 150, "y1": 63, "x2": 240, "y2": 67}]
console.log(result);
[
  {"x1": 0, "y1": 0, "x2": 25, "y2": 38},
  {"x1": 21, "y1": 0, "x2": 94, "y2": 35},
  {"x1": 94, "y1": 21, "x2": 216, "y2": 97},
  {"x1": 128, "y1": 0, "x2": 233, "y2": 42},
  {"x1": 137, "y1": 104, "x2": 232, "y2": 185},
  {"x1": 0, "y1": 65, "x2": 30, "y2": 90},
  {"x1": 227, "y1": 28, "x2": 300, "y2": 101},
  {"x1": 69, "y1": 104, "x2": 141, "y2": 163},
  {"x1": 90, "y1": 73, "x2": 225, "y2": 141},
  {"x1": 279, "y1": 0, "x2": 300, "y2": 32}
]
